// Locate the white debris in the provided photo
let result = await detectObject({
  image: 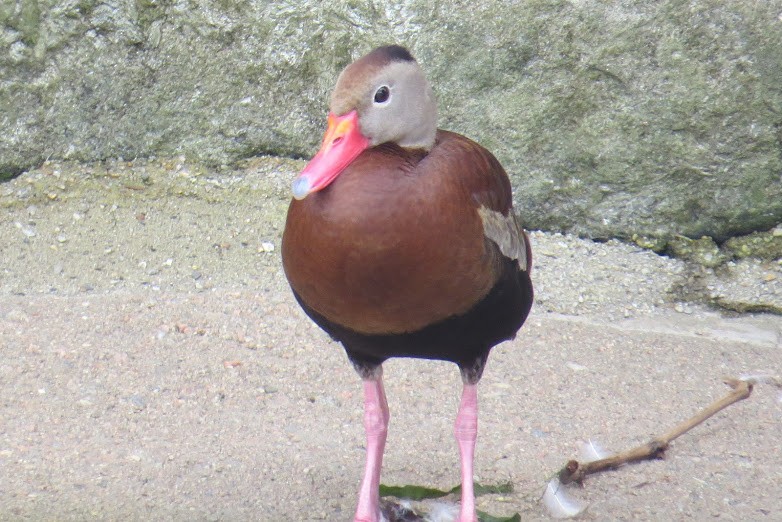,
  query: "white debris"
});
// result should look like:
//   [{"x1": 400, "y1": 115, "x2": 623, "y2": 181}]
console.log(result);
[
  {"x1": 424, "y1": 500, "x2": 459, "y2": 522},
  {"x1": 542, "y1": 478, "x2": 586, "y2": 519},
  {"x1": 566, "y1": 361, "x2": 588, "y2": 372},
  {"x1": 578, "y1": 439, "x2": 609, "y2": 463}
]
